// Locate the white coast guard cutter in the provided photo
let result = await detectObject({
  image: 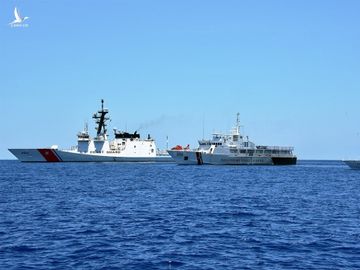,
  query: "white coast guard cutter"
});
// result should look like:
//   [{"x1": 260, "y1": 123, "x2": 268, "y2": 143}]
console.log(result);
[
  {"x1": 9, "y1": 100, "x2": 172, "y2": 162},
  {"x1": 168, "y1": 113, "x2": 297, "y2": 165}
]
